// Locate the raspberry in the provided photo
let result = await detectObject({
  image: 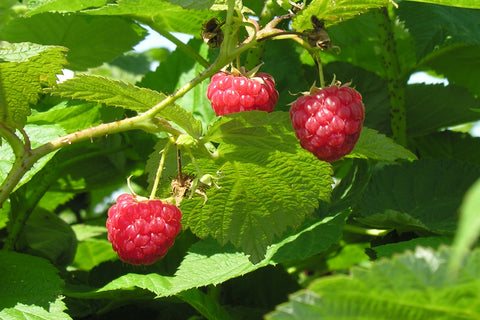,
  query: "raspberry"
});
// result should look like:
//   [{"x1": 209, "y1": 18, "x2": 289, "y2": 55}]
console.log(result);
[
  {"x1": 106, "y1": 194, "x2": 182, "y2": 265},
  {"x1": 207, "y1": 71, "x2": 279, "y2": 115},
  {"x1": 290, "y1": 85, "x2": 365, "y2": 162}
]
